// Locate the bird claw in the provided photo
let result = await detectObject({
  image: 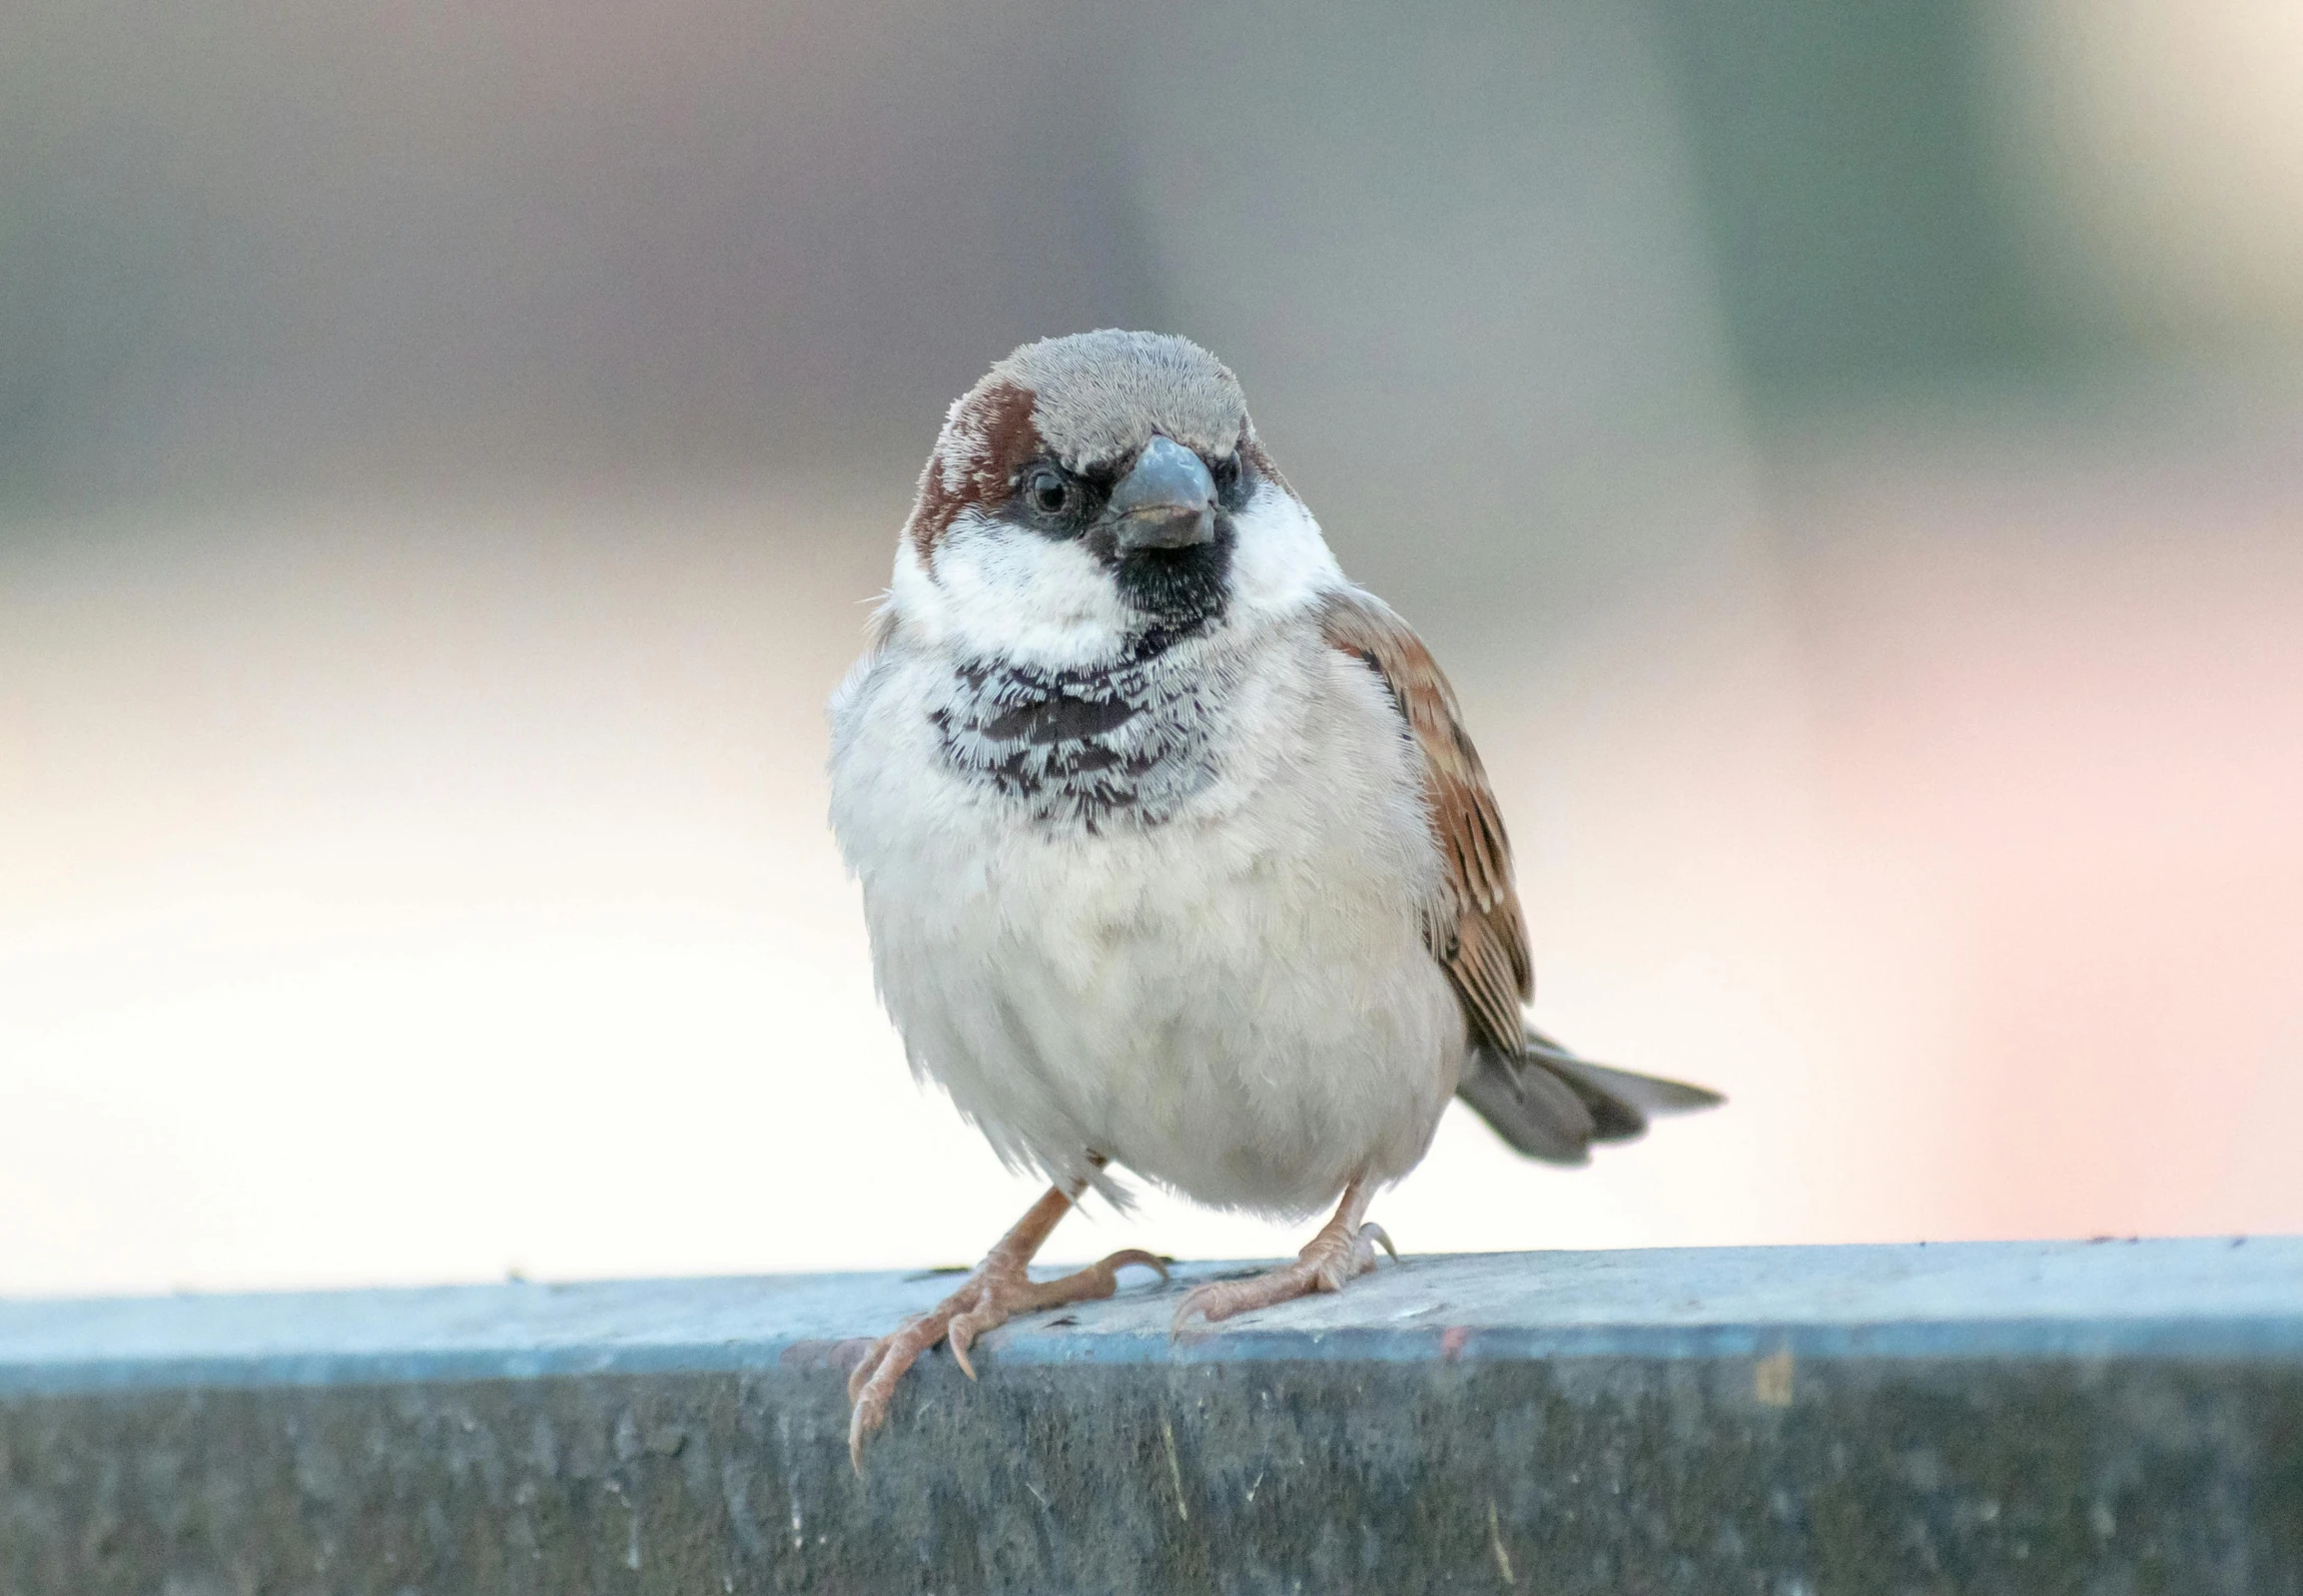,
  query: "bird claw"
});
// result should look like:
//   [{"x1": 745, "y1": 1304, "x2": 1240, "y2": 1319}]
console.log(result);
[
  {"x1": 1169, "y1": 1213, "x2": 1396, "y2": 1336},
  {"x1": 847, "y1": 1246, "x2": 1166, "y2": 1471}
]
